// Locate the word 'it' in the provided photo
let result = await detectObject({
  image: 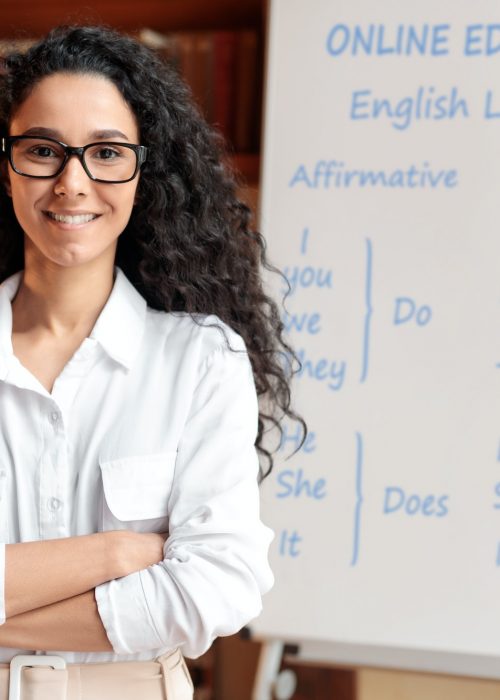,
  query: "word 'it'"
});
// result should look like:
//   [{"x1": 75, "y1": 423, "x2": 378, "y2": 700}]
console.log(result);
[{"x1": 279, "y1": 529, "x2": 302, "y2": 557}]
